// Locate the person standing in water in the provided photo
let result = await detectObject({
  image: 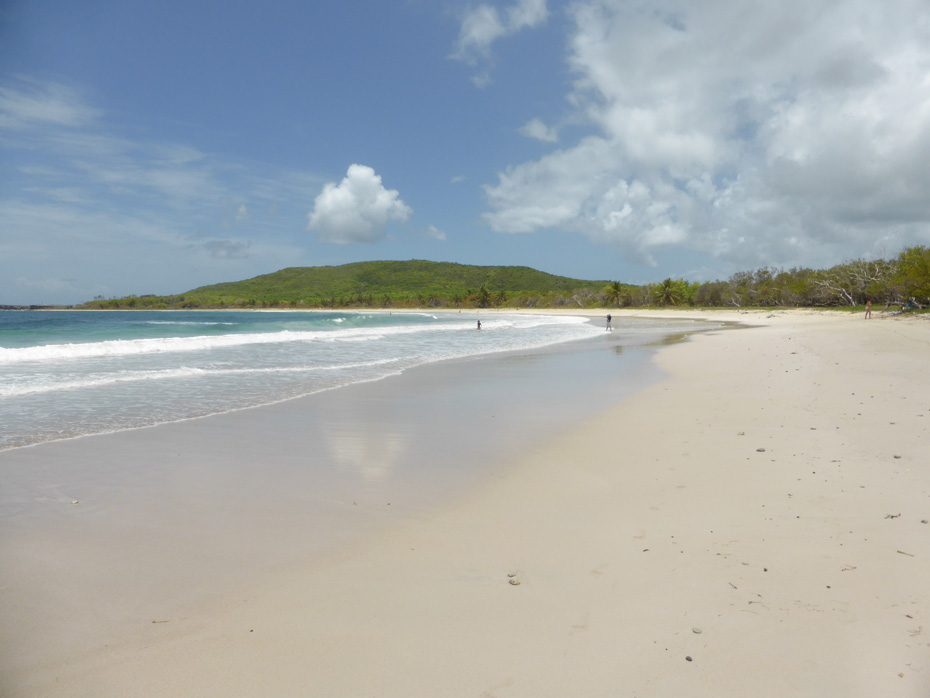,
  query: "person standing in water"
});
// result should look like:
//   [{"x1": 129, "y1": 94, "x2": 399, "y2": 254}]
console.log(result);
[
  {"x1": 606, "y1": 314, "x2": 612, "y2": 331},
  {"x1": 477, "y1": 320, "x2": 481, "y2": 331}
]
